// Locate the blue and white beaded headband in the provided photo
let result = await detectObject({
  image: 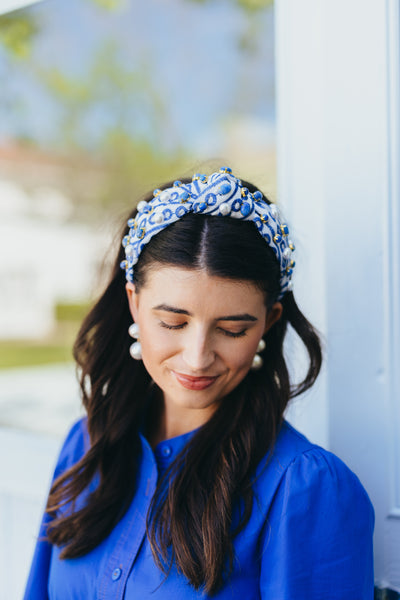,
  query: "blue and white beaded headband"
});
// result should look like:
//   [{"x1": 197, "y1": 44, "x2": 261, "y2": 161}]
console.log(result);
[{"x1": 120, "y1": 167, "x2": 295, "y2": 299}]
